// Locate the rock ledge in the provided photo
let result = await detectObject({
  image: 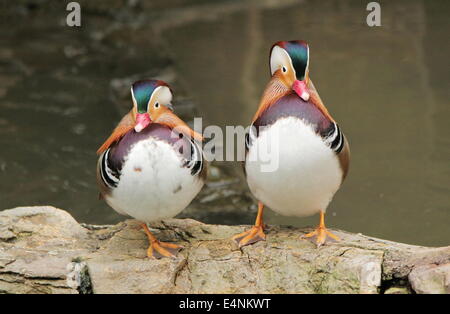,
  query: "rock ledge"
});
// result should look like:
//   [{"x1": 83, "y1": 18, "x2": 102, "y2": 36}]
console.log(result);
[{"x1": 0, "y1": 206, "x2": 449, "y2": 294}]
